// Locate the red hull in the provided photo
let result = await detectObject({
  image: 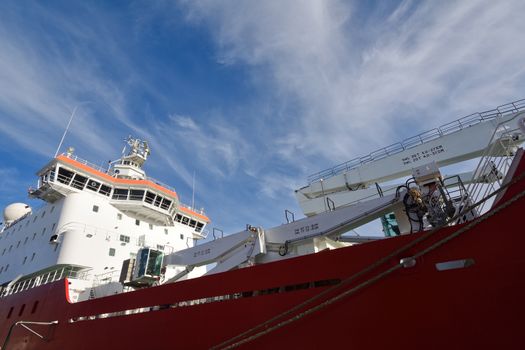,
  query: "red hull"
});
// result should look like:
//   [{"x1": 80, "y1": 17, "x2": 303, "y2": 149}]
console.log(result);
[{"x1": 2, "y1": 158, "x2": 525, "y2": 349}]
